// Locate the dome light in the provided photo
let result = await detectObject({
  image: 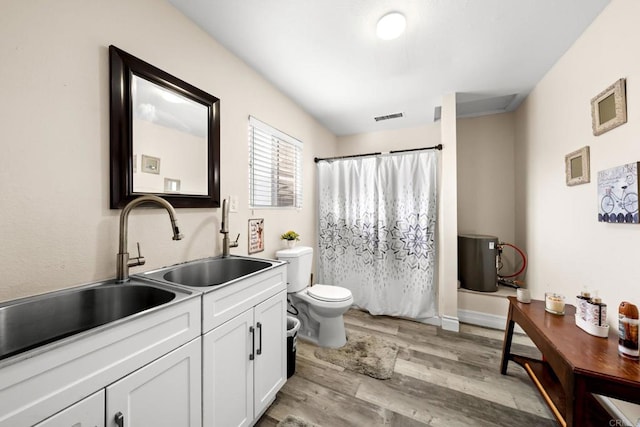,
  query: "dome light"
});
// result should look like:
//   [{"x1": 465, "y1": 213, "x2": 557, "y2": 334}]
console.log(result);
[{"x1": 376, "y1": 12, "x2": 406, "y2": 40}]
